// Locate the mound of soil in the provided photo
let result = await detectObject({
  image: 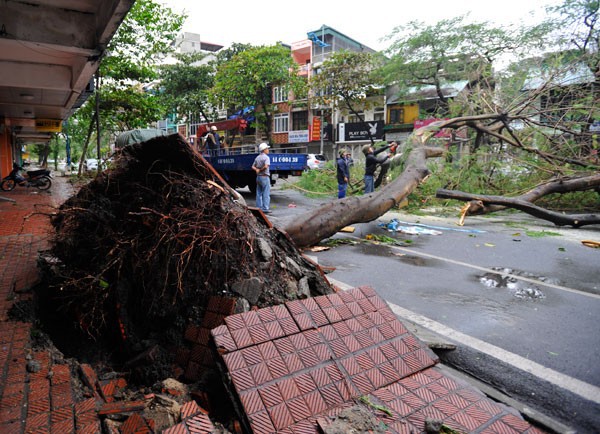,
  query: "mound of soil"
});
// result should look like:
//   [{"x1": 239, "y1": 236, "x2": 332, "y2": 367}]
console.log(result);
[{"x1": 39, "y1": 134, "x2": 332, "y2": 385}]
